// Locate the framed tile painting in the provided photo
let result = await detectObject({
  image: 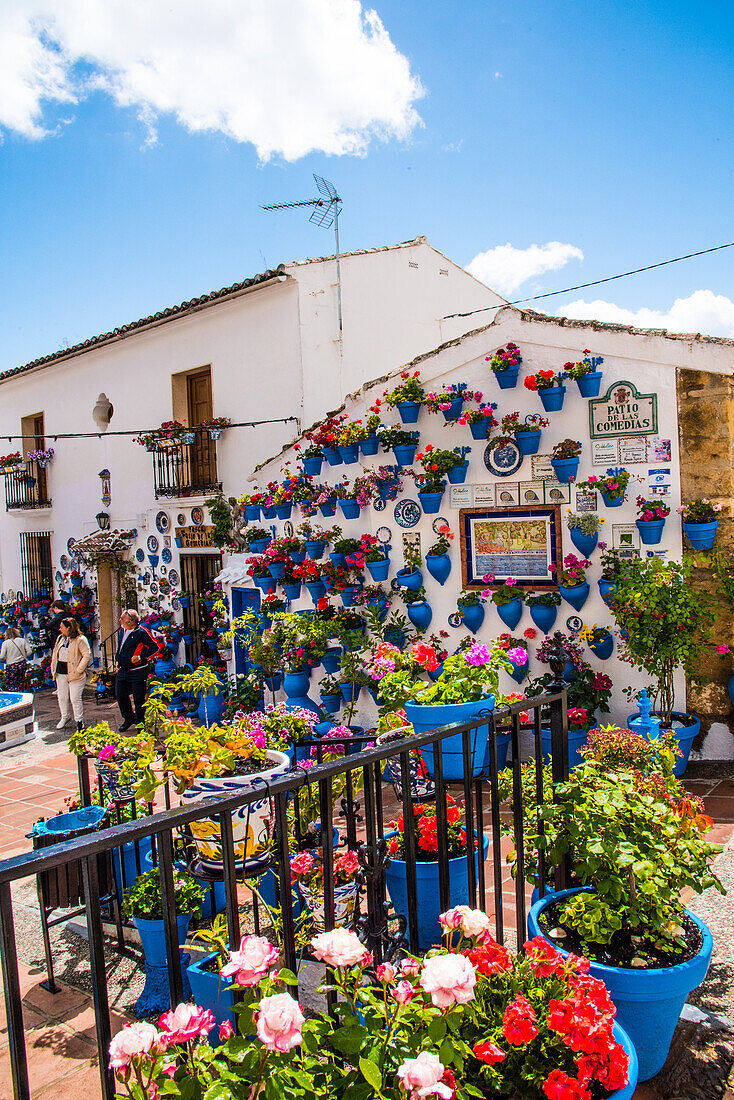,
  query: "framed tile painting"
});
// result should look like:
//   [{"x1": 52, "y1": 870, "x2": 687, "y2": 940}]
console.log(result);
[{"x1": 459, "y1": 506, "x2": 561, "y2": 589}]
